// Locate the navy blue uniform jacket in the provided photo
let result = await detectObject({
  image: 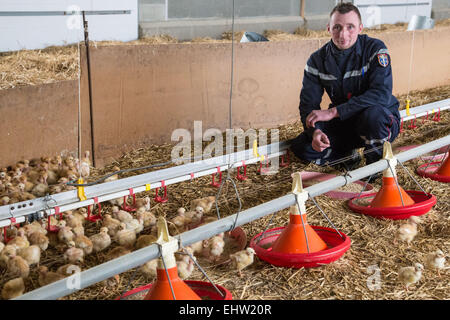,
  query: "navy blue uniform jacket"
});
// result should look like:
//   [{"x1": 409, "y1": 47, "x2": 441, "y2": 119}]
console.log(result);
[{"x1": 299, "y1": 34, "x2": 400, "y2": 138}]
